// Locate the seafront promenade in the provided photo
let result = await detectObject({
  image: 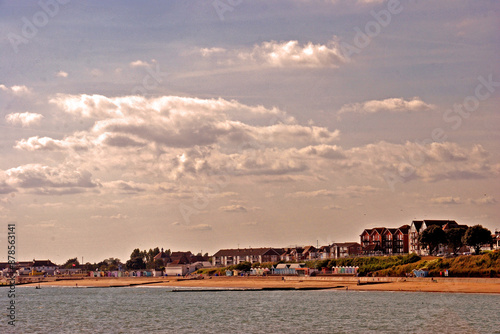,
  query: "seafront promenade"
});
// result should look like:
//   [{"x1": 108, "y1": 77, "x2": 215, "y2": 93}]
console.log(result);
[{"x1": 20, "y1": 275, "x2": 500, "y2": 294}]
